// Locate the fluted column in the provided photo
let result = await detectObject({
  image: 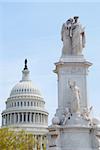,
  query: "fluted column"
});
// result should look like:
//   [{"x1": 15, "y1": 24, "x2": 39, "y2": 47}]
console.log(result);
[
  {"x1": 4, "y1": 115, "x2": 6, "y2": 125},
  {"x1": 12, "y1": 113, "x2": 14, "y2": 124},
  {"x1": 33, "y1": 113, "x2": 35, "y2": 123},
  {"x1": 40, "y1": 114, "x2": 42, "y2": 124},
  {"x1": 38, "y1": 114, "x2": 40, "y2": 123},
  {"x1": 43, "y1": 115, "x2": 45, "y2": 124},
  {"x1": 29, "y1": 112, "x2": 32, "y2": 123},
  {"x1": 3, "y1": 115, "x2": 4, "y2": 126},
  {"x1": 18, "y1": 113, "x2": 20, "y2": 123},
  {"x1": 6, "y1": 114, "x2": 7, "y2": 125},
  {"x1": 24, "y1": 113, "x2": 25, "y2": 122},
  {"x1": 44, "y1": 115, "x2": 46, "y2": 124},
  {"x1": 45, "y1": 115, "x2": 47, "y2": 124},
  {"x1": 13, "y1": 113, "x2": 15, "y2": 124},
  {"x1": 44, "y1": 115, "x2": 45, "y2": 124},
  {"x1": 42, "y1": 115, "x2": 44, "y2": 124},
  {"x1": 36, "y1": 114, "x2": 37, "y2": 123},
  {"x1": 9, "y1": 114, "x2": 10, "y2": 124},
  {"x1": 4, "y1": 115, "x2": 6, "y2": 126},
  {"x1": 39, "y1": 114, "x2": 41, "y2": 124},
  {"x1": 26, "y1": 112, "x2": 28, "y2": 123},
  {"x1": 9, "y1": 113, "x2": 11, "y2": 124},
  {"x1": 22, "y1": 112, "x2": 24, "y2": 123},
  {"x1": 37, "y1": 113, "x2": 39, "y2": 123},
  {"x1": 14, "y1": 113, "x2": 16, "y2": 124},
  {"x1": 32, "y1": 113, "x2": 33, "y2": 122},
  {"x1": 7, "y1": 114, "x2": 9, "y2": 125}
]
